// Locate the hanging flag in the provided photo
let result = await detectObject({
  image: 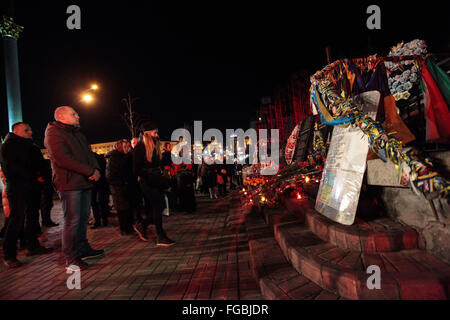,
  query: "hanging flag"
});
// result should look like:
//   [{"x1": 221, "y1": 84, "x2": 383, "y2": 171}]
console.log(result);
[
  {"x1": 285, "y1": 122, "x2": 301, "y2": 165},
  {"x1": 421, "y1": 62, "x2": 450, "y2": 144},
  {"x1": 425, "y1": 57, "x2": 450, "y2": 111}
]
